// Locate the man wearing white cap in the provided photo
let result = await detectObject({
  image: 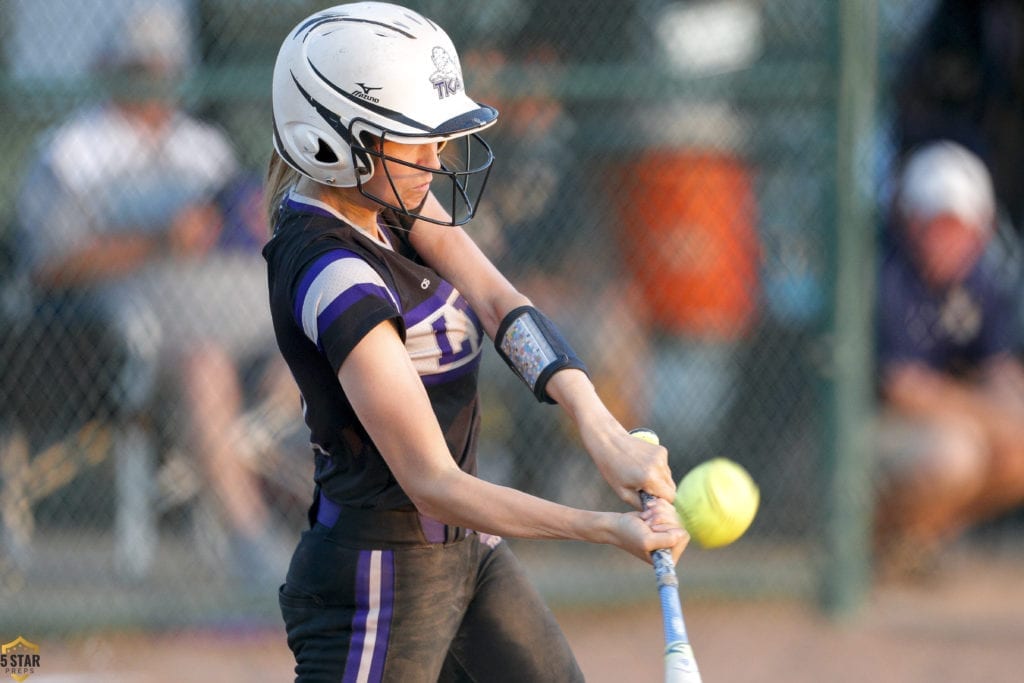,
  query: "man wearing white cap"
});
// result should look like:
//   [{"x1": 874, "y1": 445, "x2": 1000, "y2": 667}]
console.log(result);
[
  {"x1": 14, "y1": 1, "x2": 294, "y2": 581},
  {"x1": 874, "y1": 140, "x2": 1024, "y2": 578}
]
